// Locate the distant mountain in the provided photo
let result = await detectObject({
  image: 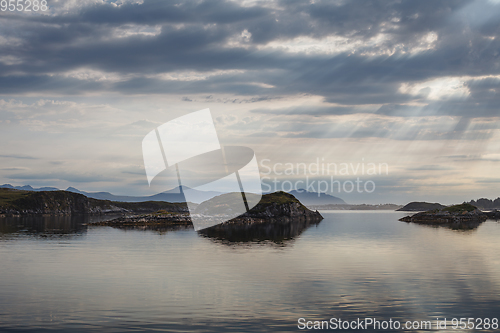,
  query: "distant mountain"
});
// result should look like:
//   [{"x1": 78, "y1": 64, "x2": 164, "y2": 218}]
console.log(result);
[
  {"x1": 467, "y1": 197, "x2": 500, "y2": 210},
  {"x1": 65, "y1": 186, "x2": 223, "y2": 204},
  {"x1": 0, "y1": 184, "x2": 60, "y2": 192},
  {"x1": 0, "y1": 184, "x2": 346, "y2": 206},
  {"x1": 287, "y1": 189, "x2": 345, "y2": 206},
  {"x1": 397, "y1": 202, "x2": 446, "y2": 212},
  {"x1": 308, "y1": 203, "x2": 403, "y2": 211},
  {"x1": 1, "y1": 184, "x2": 222, "y2": 204}
]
